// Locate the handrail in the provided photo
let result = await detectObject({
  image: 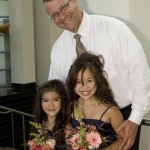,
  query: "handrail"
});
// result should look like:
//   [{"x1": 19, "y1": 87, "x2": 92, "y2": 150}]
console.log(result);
[
  {"x1": 0, "y1": 105, "x2": 35, "y2": 150},
  {"x1": 0, "y1": 110, "x2": 11, "y2": 114},
  {"x1": 0, "y1": 105, "x2": 35, "y2": 117},
  {"x1": 141, "y1": 118, "x2": 150, "y2": 126}
]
